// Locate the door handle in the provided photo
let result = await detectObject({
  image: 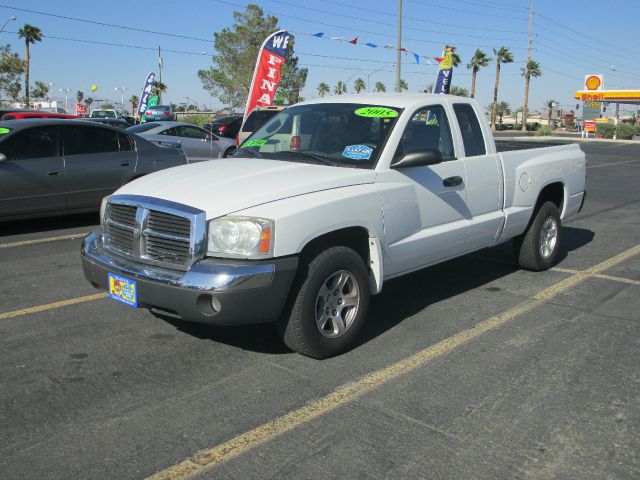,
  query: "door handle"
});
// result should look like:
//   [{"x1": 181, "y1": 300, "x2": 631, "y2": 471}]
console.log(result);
[
  {"x1": 47, "y1": 170, "x2": 60, "y2": 176},
  {"x1": 121, "y1": 161, "x2": 130, "y2": 166},
  {"x1": 443, "y1": 176, "x2": 463, "y2": 187}
]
